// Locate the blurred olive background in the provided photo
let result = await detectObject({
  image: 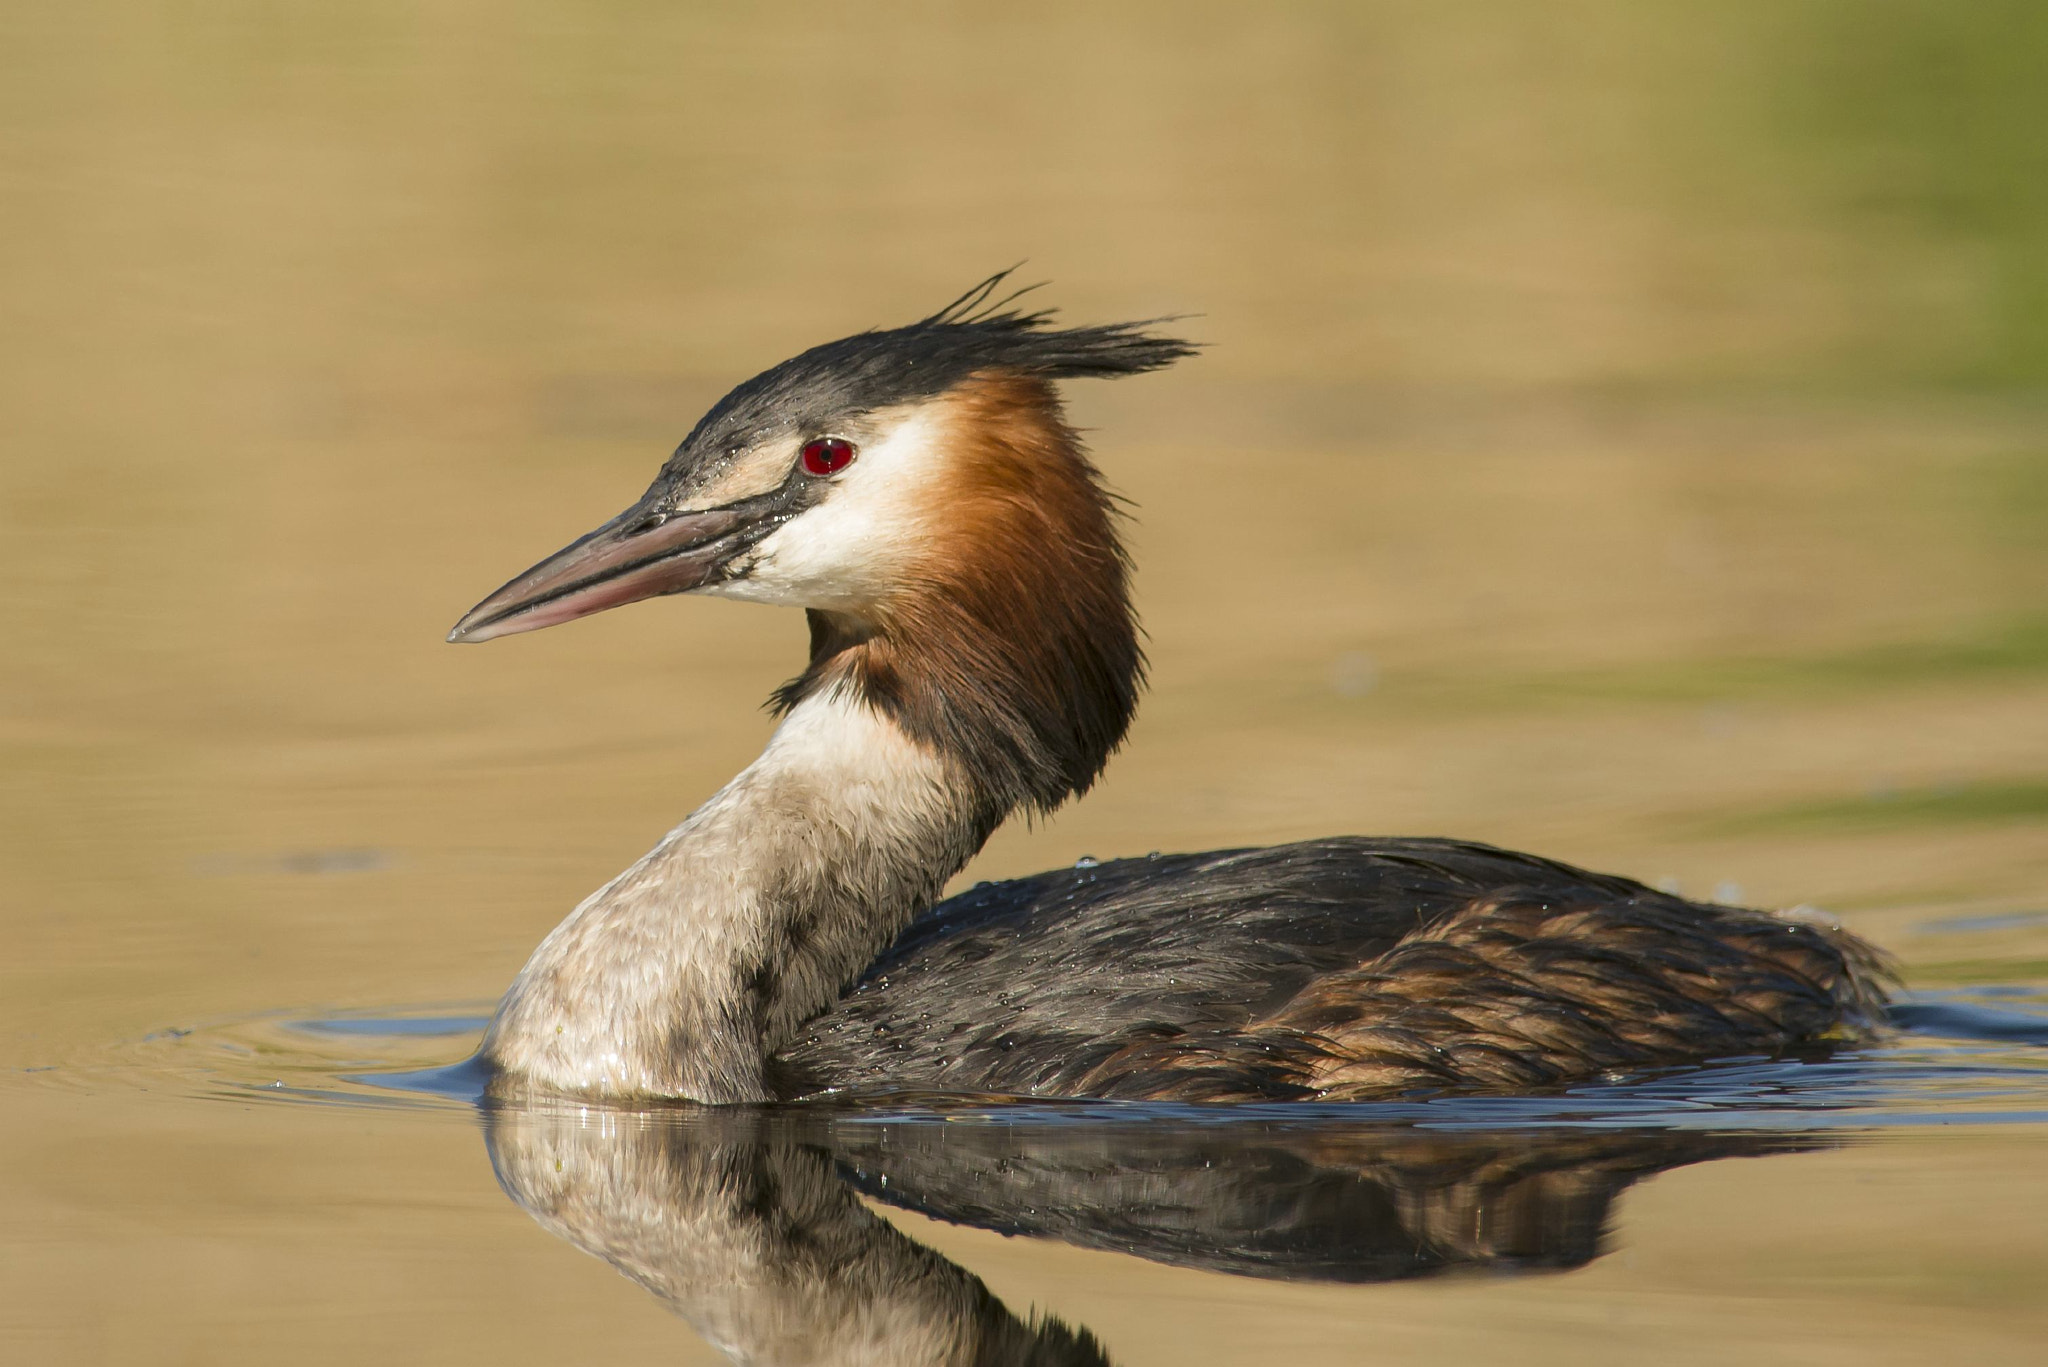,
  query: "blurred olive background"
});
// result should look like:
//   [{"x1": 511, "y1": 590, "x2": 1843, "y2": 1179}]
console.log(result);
[{"x1": 3, "y1": 3, "x2": 2046, "y2": 1364}]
